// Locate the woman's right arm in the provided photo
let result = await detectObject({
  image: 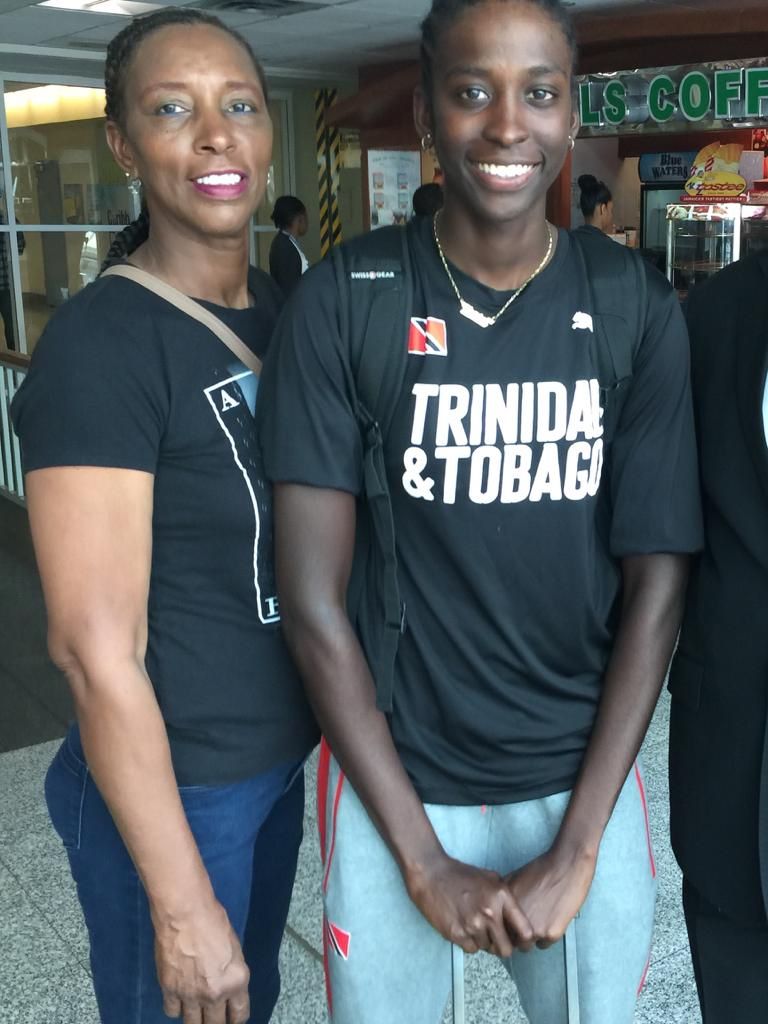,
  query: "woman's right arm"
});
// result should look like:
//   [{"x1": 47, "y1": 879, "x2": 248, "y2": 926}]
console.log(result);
[
  {"x1": 26, "y1": 466, "x2": 249, "y2": 1024},
  {"x1": 274, "y1": 482, "x2": 533, "y2": 957}
]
